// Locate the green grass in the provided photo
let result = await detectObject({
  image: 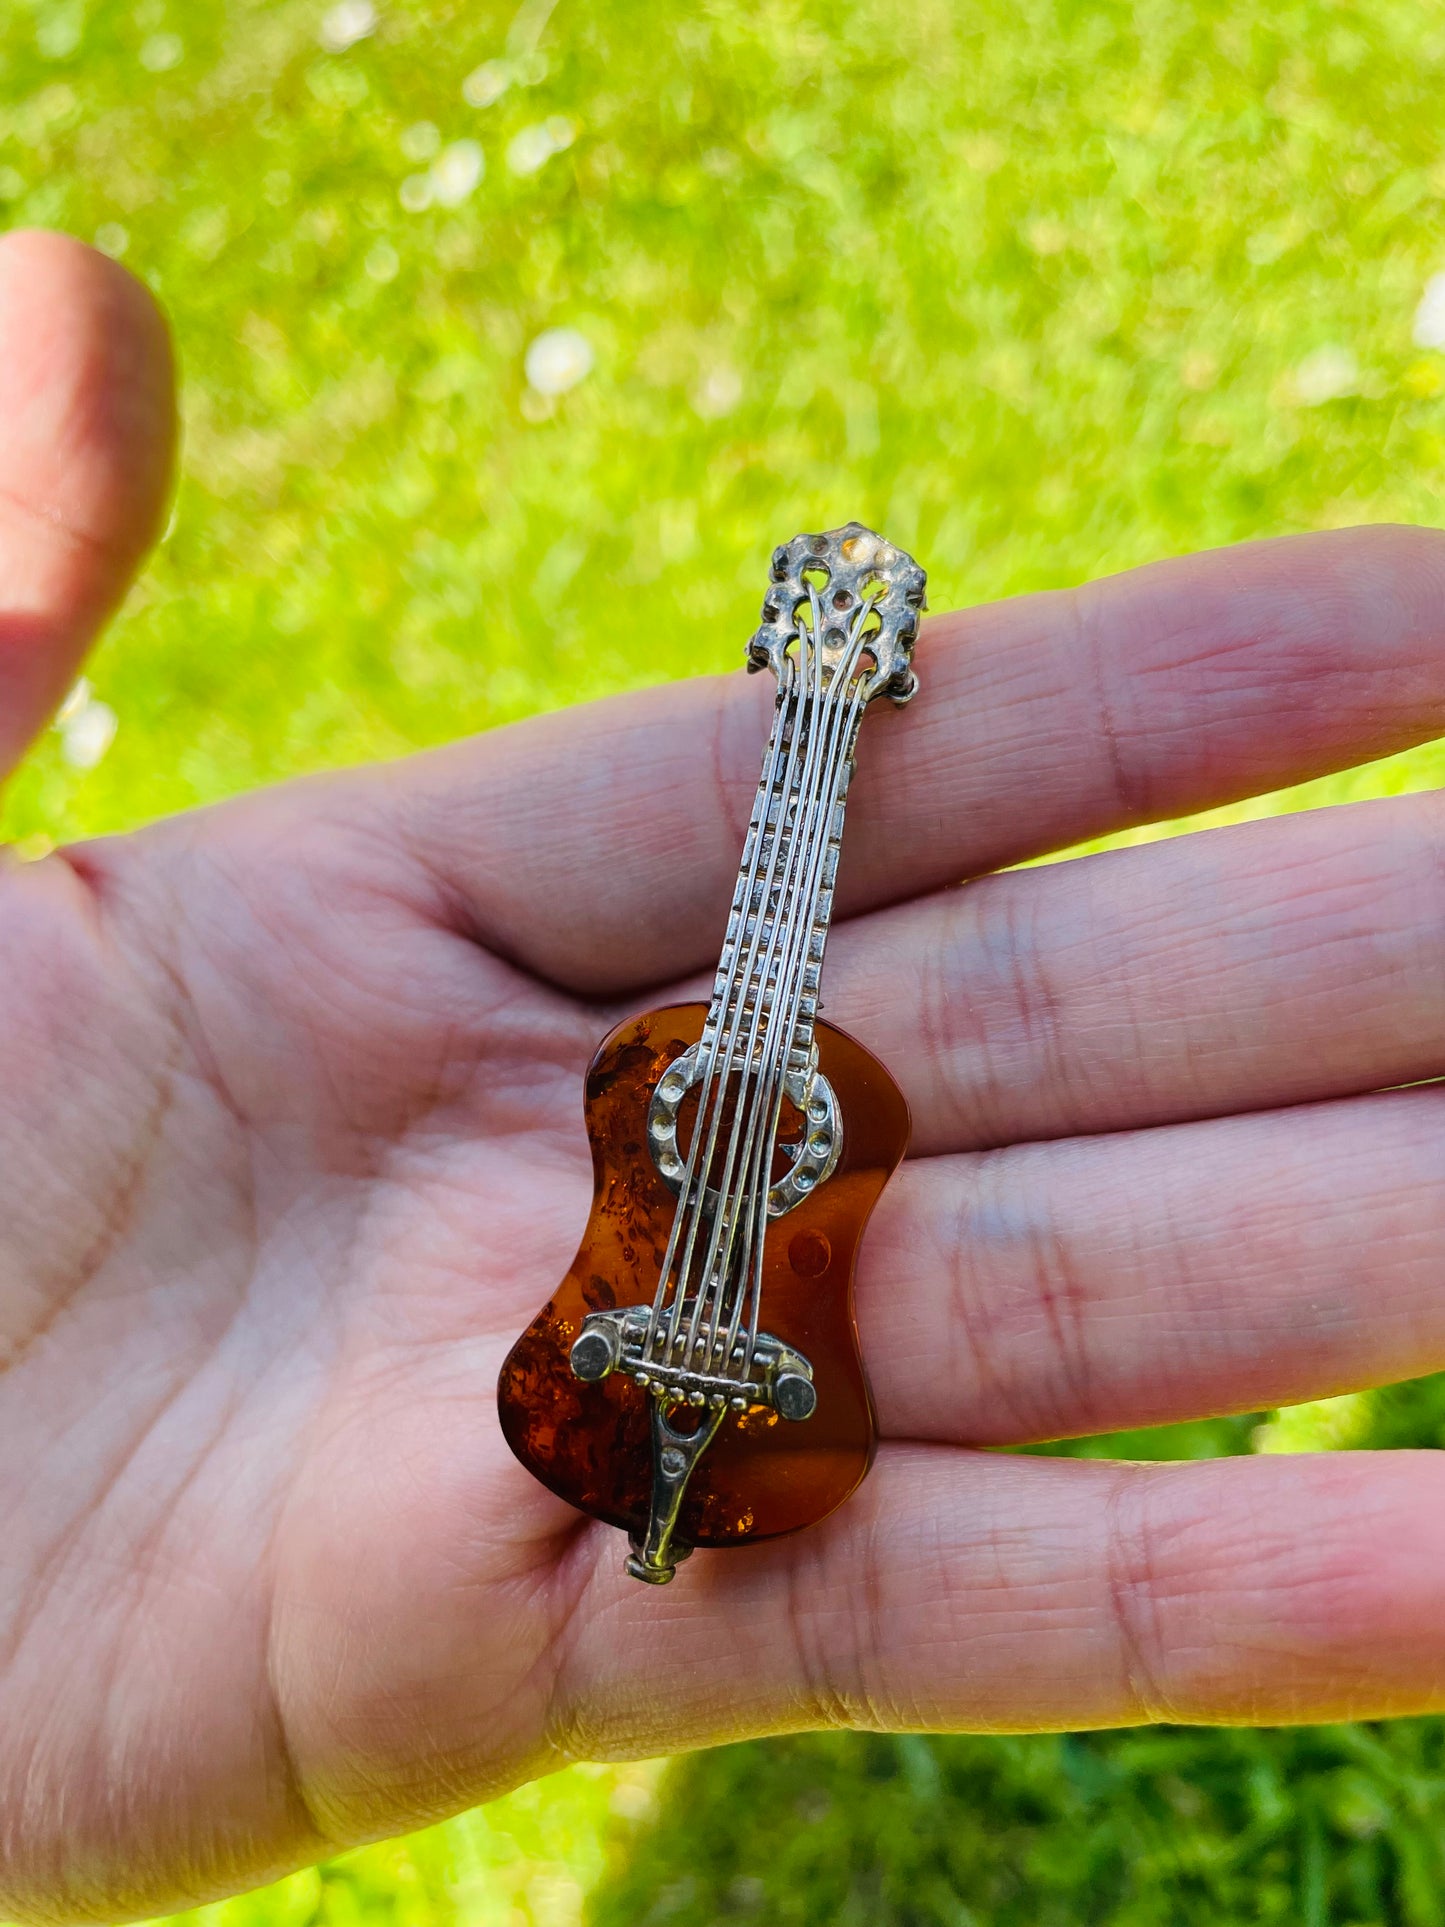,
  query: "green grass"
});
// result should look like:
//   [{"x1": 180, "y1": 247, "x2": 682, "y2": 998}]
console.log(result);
[
  {"x1": 592, "y1": 1724, "x2": 1445, "y2": 1927},
  {"x1": 156, "y1": 1764, "x2": 664, "y2": 1927},
  {"x1": 7, "y1": 0, "x2": 1445, "y2": 848},
  {"x1": 5, "y1": 0, "x2": 1445, "y2": 1919}
]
